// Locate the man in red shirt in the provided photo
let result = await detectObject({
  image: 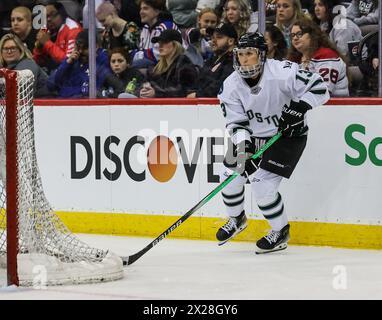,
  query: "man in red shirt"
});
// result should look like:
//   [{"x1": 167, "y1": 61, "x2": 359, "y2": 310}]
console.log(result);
[{"x1": 33, "y1": 2, "x2": 82, "y2": 72}]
